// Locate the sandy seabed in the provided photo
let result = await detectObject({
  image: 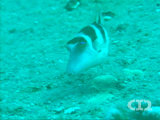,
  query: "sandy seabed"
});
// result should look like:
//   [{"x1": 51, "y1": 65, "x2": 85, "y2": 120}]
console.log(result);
[{"x1": 1, "y1": 0, "x2": 160, "y2": 119}]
